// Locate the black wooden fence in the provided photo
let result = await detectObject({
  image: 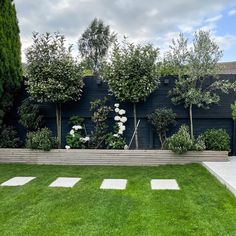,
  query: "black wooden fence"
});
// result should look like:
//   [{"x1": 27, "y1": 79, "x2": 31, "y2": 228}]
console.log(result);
[{"x1": 8, "y1": 75, "x2": 236, "y2": 154}]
